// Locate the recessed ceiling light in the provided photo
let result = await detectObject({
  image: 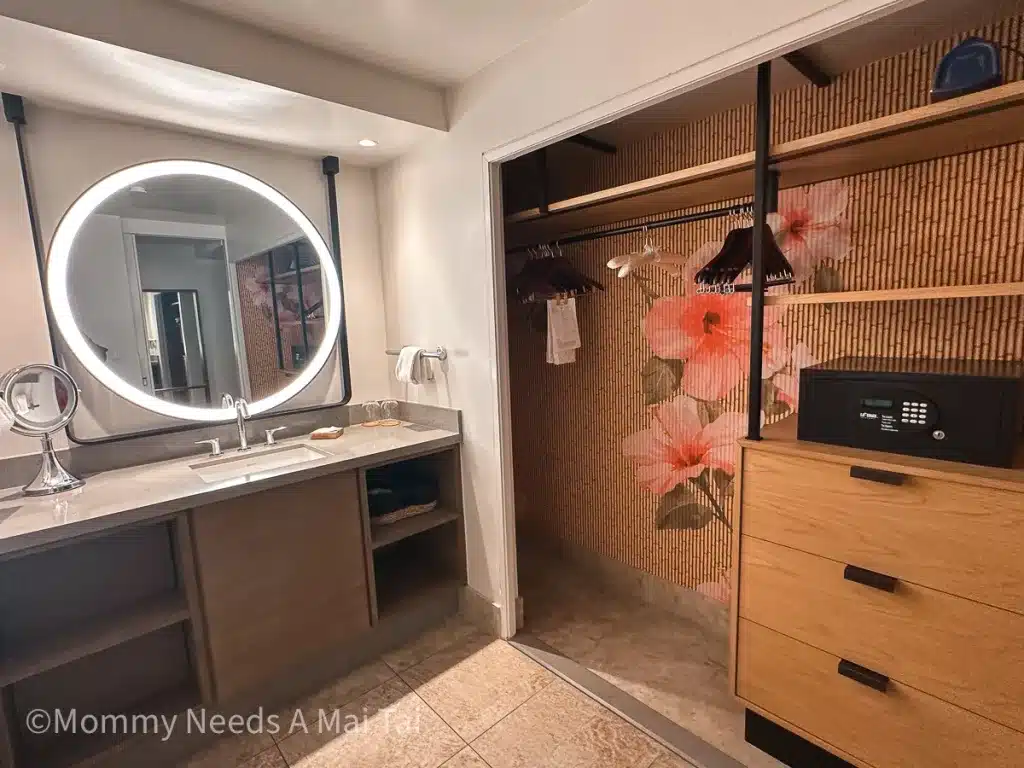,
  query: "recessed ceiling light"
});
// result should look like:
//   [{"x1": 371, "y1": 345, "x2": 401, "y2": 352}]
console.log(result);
[{"x1": 358, "y1": 139, "x2": 378, "y2": 148}]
